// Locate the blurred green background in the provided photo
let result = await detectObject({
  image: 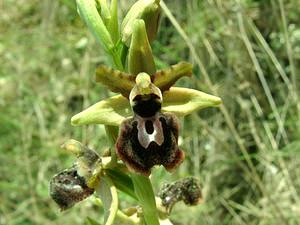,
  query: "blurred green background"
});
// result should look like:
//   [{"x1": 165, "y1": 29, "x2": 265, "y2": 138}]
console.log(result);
[{"x1": 1, "y1": 0, "x2": 300, "y2": 224}]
